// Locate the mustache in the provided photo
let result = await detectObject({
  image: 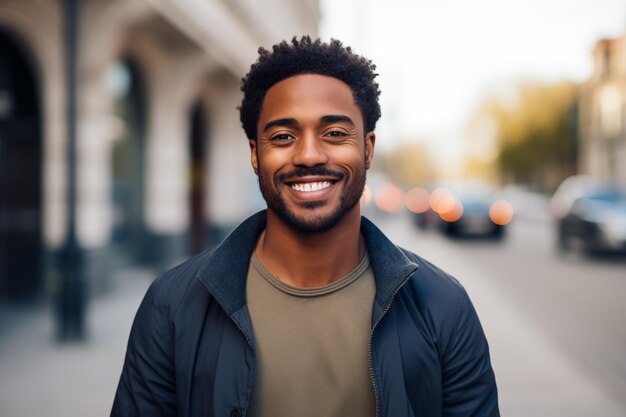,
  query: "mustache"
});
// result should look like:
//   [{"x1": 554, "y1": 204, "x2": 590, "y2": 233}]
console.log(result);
[{"x1": 277, "y1": 166, "x2": 345, "y2": 182}]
